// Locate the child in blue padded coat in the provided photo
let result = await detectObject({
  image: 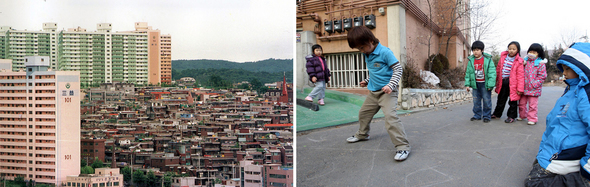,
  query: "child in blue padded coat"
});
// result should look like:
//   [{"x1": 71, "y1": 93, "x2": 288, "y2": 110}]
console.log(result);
[{"x1": 525, "y1": 42, "x2": 590, "y2": 186}]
